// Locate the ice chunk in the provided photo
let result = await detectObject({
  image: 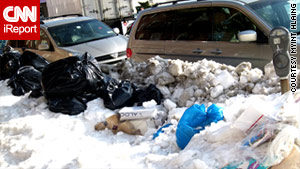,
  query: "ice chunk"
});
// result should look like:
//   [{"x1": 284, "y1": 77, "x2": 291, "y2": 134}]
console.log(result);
[
  {"x1": 178, "y1": 87, "x2": 194, "y2": 107},
  {"x1": 235, "y1": 62, "x2": 251, "y2": 74},
  {"x1": 264, "y1": 62, "x2": 277, "y2": 77},
  {"x1": 239, "y1": 72, "x2": 249, "y2": 84},
  {"x1": 171, "y1": 87, "x2": 184, "y2": 103},
  {"x1": 168, "y1": 107, "x2": 187, "y2": 120},
  {"x1": 247, "y1": 68, "x2": 263, "y2": 83},
  {"x1": 210, "y1": 85, "x2": 224, "y2": 98},
  {"x1": 252, "y1": 83, "x2": 266, "y2": 94},
  {"x1": 157, "y1": 86, "x2": 171, "y2": 98},
  {"x1": 194, "y1": 89, "x2": 204, "y2": 97},
  {"x1": 148, "y1": 57, "x2": 164, "y2": 75},
  {"x1": 192, "y1": 159, "x2": 210, "y2": 169},
  {"x1": 163, "y1": 99, "x2": 177, "y2": 111},
  {"x1": 183, "y1": 62, "x2": 201, "y2": 78},
  {"x1": 142, "y1": 100, "x2": 157, "y2": 108},
  {"x1": 185, "y1": 100, "x2": 195, "y2": 107},
  {"x1": 168, "y1": 59, "x2": 183, "y2": 76},
  {"x1": 156, "y1": 72, "x2": 175, "y2": 85},
  {"x1": 213, "y1": 70, "x2": 235, "y2": 89}
]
